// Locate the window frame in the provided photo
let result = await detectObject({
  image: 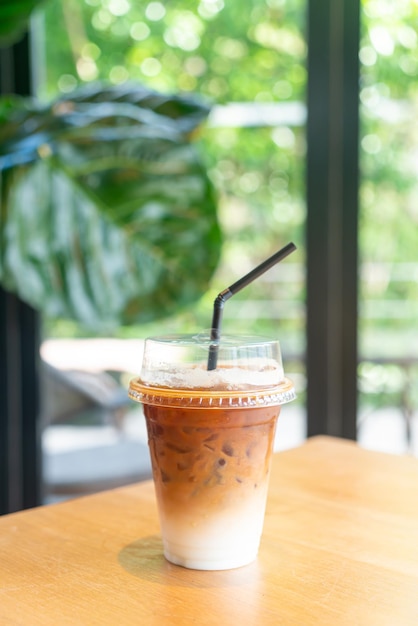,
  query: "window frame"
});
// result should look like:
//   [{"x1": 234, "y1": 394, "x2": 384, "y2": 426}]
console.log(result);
[{"x1": 0, "y1": 0, "x2": 361, "y2": 513}]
